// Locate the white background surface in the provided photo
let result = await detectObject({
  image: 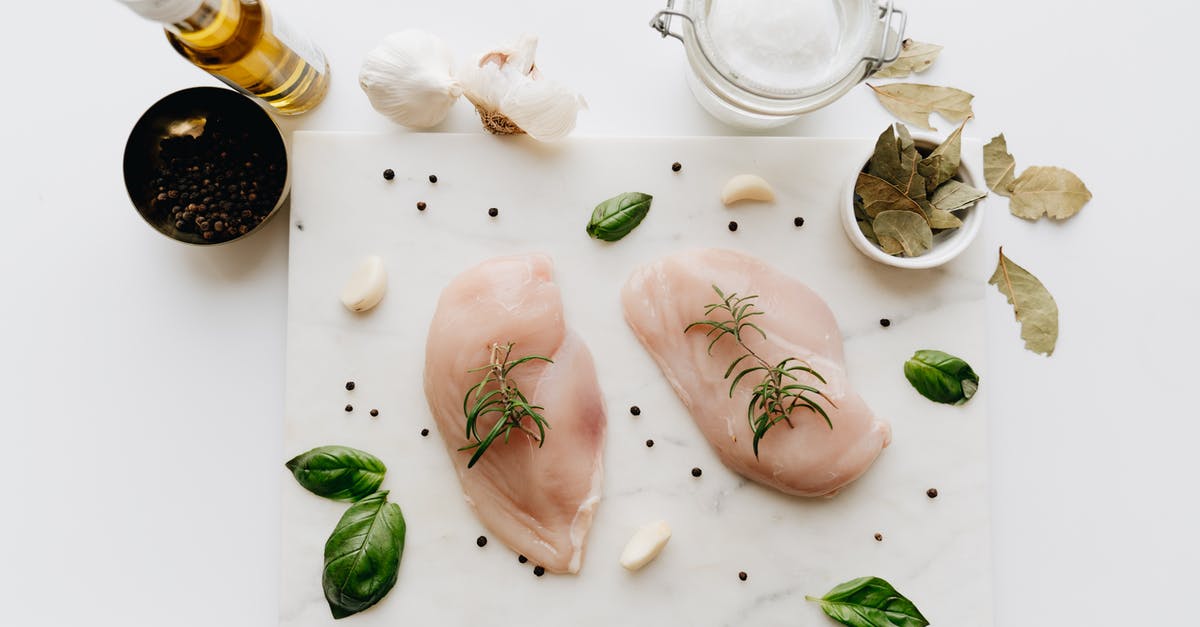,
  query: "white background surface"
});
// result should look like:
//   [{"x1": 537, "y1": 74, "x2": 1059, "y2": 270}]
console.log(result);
[{"x1": 0, "y1": 1, "x2": 1194, "y2": 625}]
